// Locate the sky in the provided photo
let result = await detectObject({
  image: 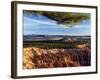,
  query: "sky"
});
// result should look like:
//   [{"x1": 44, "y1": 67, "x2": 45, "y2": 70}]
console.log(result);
[{"x1": 23, "y1": 11, "x2": 91, "y2": 36}]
